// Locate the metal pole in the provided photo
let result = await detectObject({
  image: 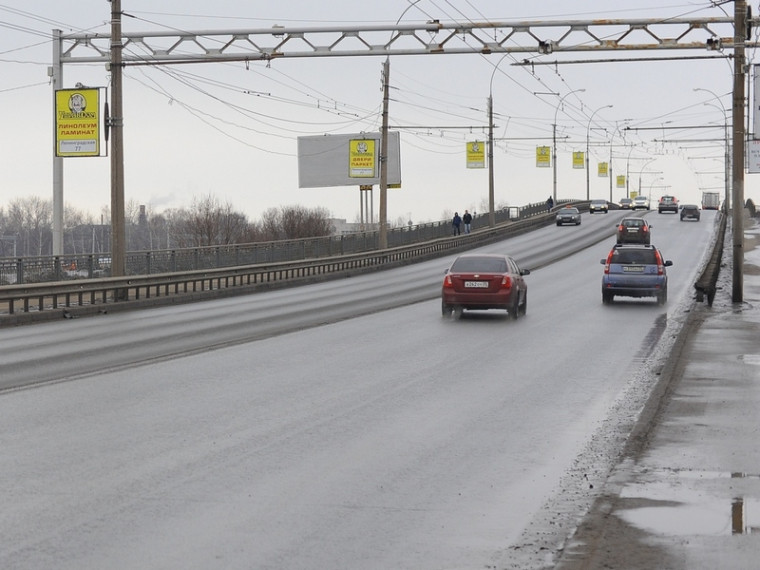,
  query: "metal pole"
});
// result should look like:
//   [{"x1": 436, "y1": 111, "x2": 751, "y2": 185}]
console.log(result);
[
  {"x1": 694, "y1": 88, "x2": 730, "y2": 210},
  {"x1": 110, "y1": 0, "x2": 126, "y2": 280},
  {"x1": 379, "y1": 57, "x2": 390, "y2": 249},
  {"x1": 487, "y1": 95, "x2": 495, "y2": 227},
  {"x1": 732, "y1": 0, "x2": 746, "y2": 302},
  {"x1": 553, "y1": 89, "x2": 585, "y2": 203},
  {"x1": 51, "y1": 30, "x2": 64, "y2": 256}
]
